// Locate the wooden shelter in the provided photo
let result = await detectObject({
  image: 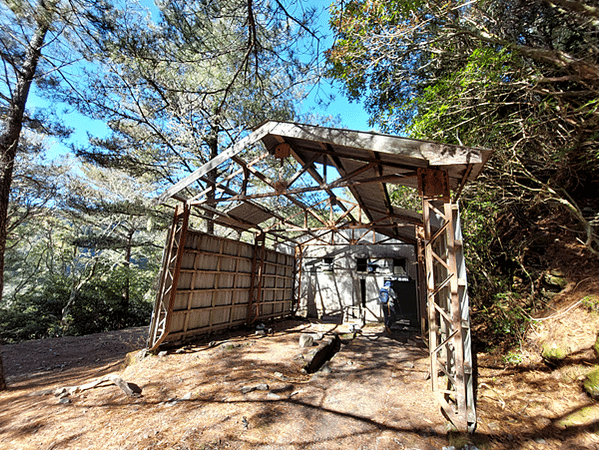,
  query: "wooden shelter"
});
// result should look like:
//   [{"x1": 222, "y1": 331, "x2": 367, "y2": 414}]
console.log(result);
[{"x1": 149, "y1": 121, "x2": 492, "y2": 432}]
